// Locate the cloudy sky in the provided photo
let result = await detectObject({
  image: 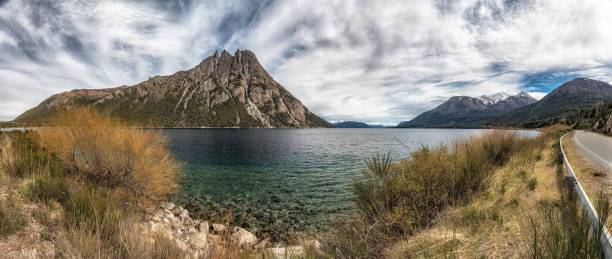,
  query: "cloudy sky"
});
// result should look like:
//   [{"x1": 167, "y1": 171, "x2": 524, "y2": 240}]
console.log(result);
[{"x1": 1, "y1": 0, "x2": 612, "y2": 124}]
